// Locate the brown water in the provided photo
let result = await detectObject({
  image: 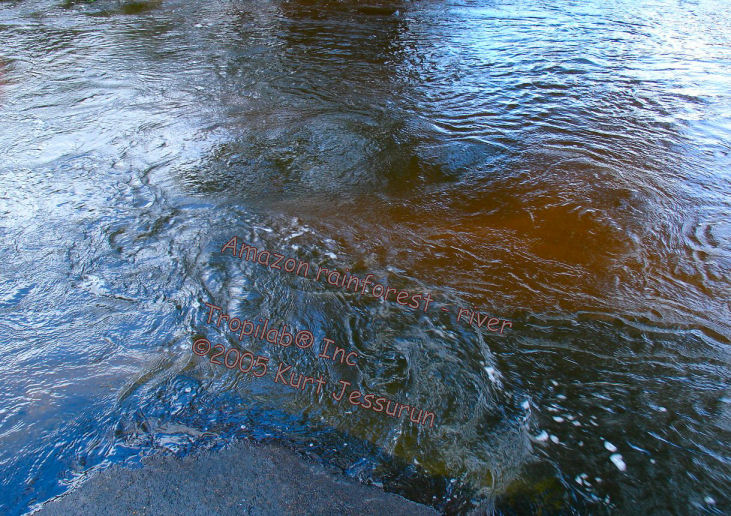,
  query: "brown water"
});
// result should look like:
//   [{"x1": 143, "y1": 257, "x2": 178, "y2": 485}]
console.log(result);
[{"x1": 0, "y1": 0, "x2": 729, "y2": 514}]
